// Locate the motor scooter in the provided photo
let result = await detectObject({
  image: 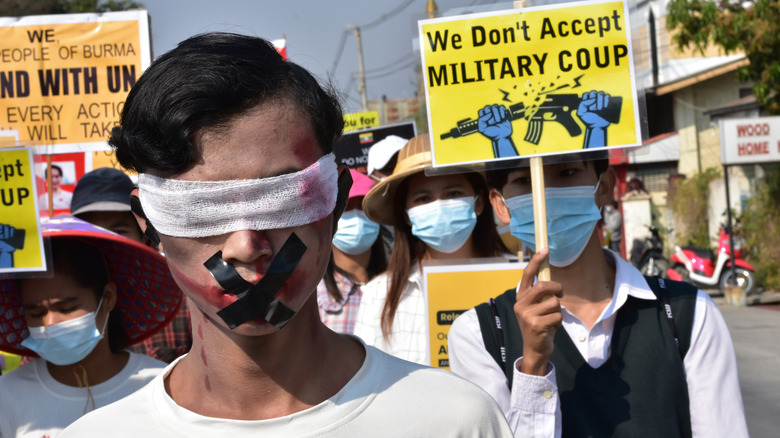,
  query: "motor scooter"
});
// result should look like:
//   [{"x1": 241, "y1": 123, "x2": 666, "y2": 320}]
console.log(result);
[
  {"x1": 629, "y1": 225, "x2": 667, "y2": 277},
  {"x1": 666, "y1": 223, "x2": 755, "y2": 294}
]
